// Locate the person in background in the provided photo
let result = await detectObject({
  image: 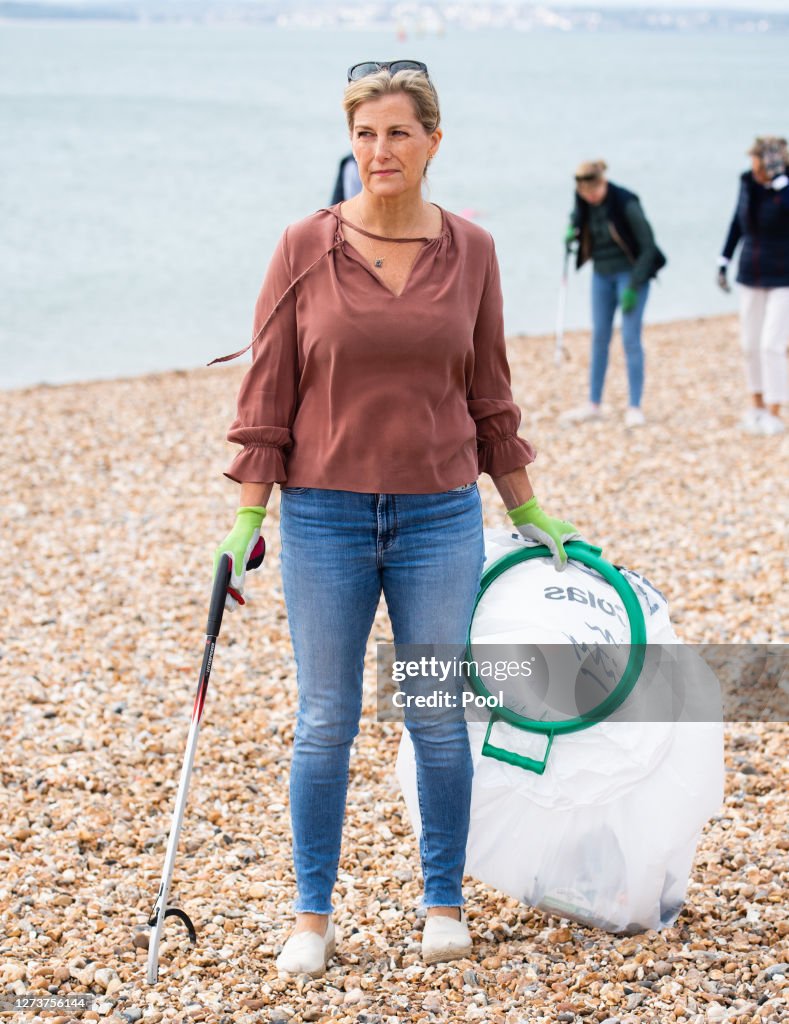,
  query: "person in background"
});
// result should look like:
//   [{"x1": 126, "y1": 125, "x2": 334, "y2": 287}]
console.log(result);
[
  {"x1": 213, "y1": 60, "x2": 578, "y2": 975},
  {"x1": 561, "y1": 160, "x2": 665, "y2": 428},
  {"x1": 718, "y1": 135, "x2": 789, "y2": 436},
  {"x1": 330, "y1": 152, "x2": 362, "y2": 204}
]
